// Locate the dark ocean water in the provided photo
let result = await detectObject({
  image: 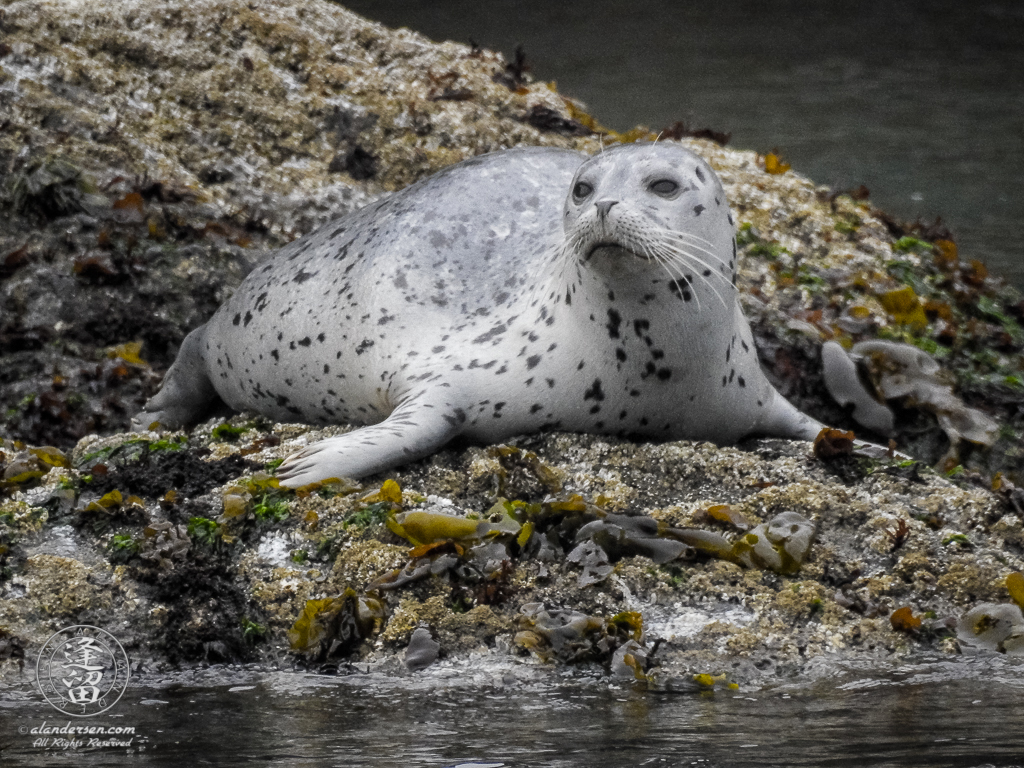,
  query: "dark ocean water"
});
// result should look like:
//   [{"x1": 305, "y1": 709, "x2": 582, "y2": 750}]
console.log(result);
[
  {"x1": 343, "y1": 0, "x2": 1024, "y2": 289},
  {"x1": 3, "y1": 668, "x2": 1024, "y2": 766}
]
